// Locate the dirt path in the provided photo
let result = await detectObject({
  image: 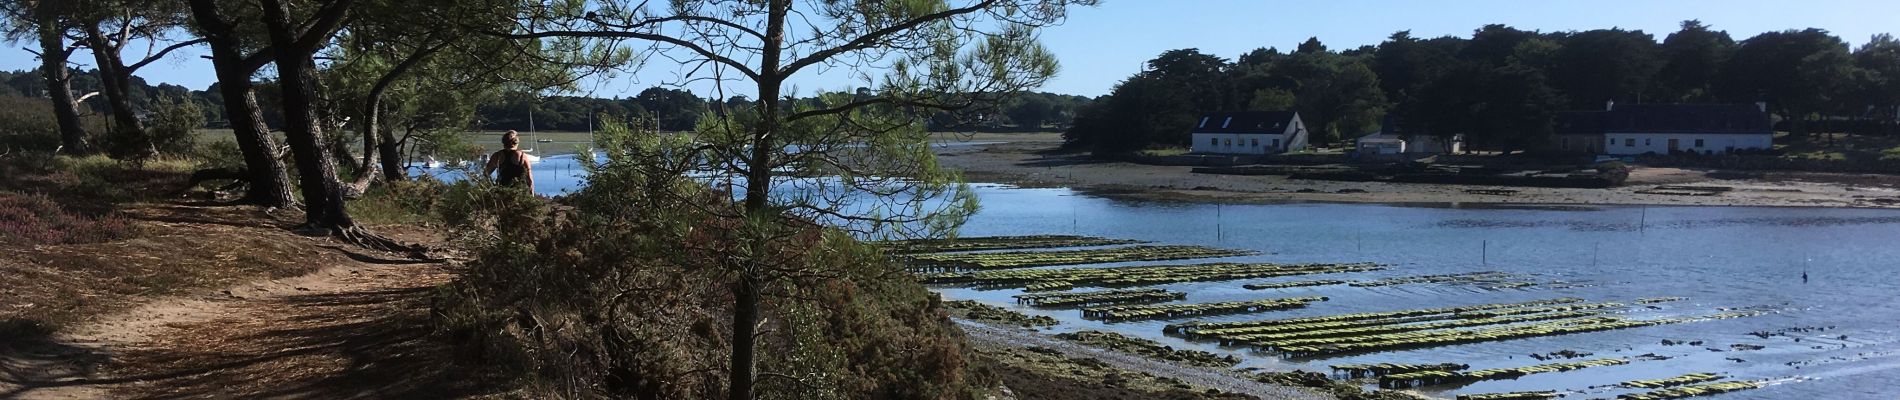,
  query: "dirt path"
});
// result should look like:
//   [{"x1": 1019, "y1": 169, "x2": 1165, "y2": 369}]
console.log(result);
[
  {"x1": 936, "y1": 135, "x2": 1900, "y2": 208},
  {"x1": 0, "y1": 211, "x2": 490, "y2": 399},
  {"x1": 957, "y1": 320, "x2": 1328, "y2": 400}
]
